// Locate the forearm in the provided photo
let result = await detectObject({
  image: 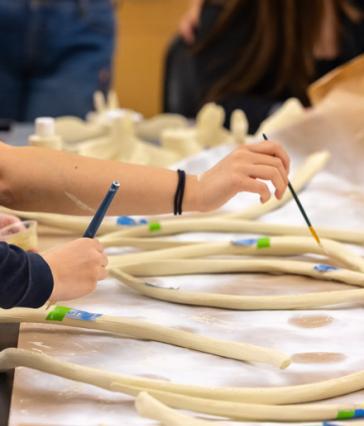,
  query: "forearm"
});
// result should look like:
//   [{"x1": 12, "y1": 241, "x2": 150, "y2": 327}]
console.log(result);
[{"x1": 0, "y1": 144, "x2": 200, "y2": 215}]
